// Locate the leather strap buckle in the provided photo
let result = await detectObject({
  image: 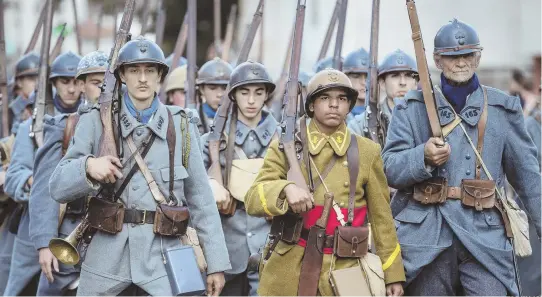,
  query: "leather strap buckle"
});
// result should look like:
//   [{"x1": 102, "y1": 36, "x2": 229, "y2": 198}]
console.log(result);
[{"x1": 138, "y1": 210, "x2": 147, "y2": 225}]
